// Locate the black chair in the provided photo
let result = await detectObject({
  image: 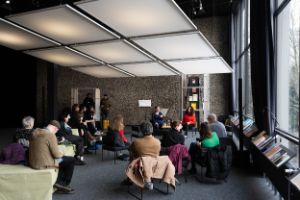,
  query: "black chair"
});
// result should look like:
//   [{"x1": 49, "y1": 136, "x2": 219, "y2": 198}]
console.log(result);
[{"x1": 101, "y1": 145, "x2": 129, "y2": 164}]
